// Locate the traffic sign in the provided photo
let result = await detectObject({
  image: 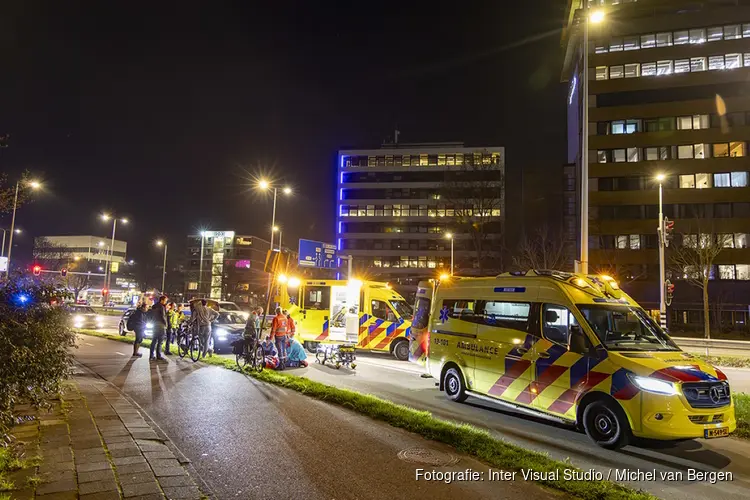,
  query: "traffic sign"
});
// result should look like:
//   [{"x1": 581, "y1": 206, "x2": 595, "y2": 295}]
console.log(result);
[
  {"x1": 298, "y1": 239, "x2": 336, "y2": 268},
  {"x1": 0, "y1": 257, "x2": 7, "y2": 273}
]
